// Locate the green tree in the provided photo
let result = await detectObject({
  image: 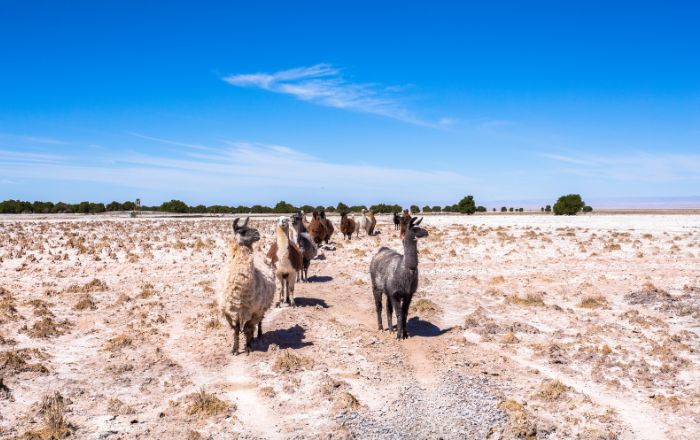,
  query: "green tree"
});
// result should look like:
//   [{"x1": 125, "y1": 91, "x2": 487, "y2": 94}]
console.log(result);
[
  {"x1": 300, "y1": 205, "x2": 315, "y2": 213},
  {"x1": 553, "y1": 194, "x2": 585, "y2": 216},
  {"x1": 160, "y1": 199, "x2": 189, "y2": 213},
  {"x1": 410, "y1": 205, "x2": 420, "y2": 214},
  {"x1": 325, "y1": 205, "x2": 336, "y2": 212},
  {"x1": 122, "y1": 201, "x2": 136, "y2": 211},
  {"x1": 456, "y1": 195, "x2": 476, "y2": 215},
  {"x1": 431, "y1": 206, "x2": 441, "y2": 212},
  {"x1": 422, "y1": 205, "x2": 431, "y2": 213},
  {"x1": 544, "y1": 205, "x2": 552, "y2": 213},
  {"x1": 273, "y1": 201, "x2": 296, "y2": 213},
  {"x1": 582, "y1": 205, "x2": 593, "y2": 213},
  {"x1": 336, "y1": 202, "x2": 349, "y2": 212},
  {"x1": 190, "y1": 204, "x2": 207, "y2": 213},
  {"x1": 77, "y1": 201, "x2": 91, "y2": 214},
  {"x1": 500, "y1": 206, "x2": 507, "y2": 212},
  {"x1": 106, "y1": 201, "x2": 122, "y2": 211},
  {"x1": 476, "y1": 206, "x2": 487, "y2": 212},
  {"x1": 89, "y1": 203, "x2": 106, "y2": 213}
]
